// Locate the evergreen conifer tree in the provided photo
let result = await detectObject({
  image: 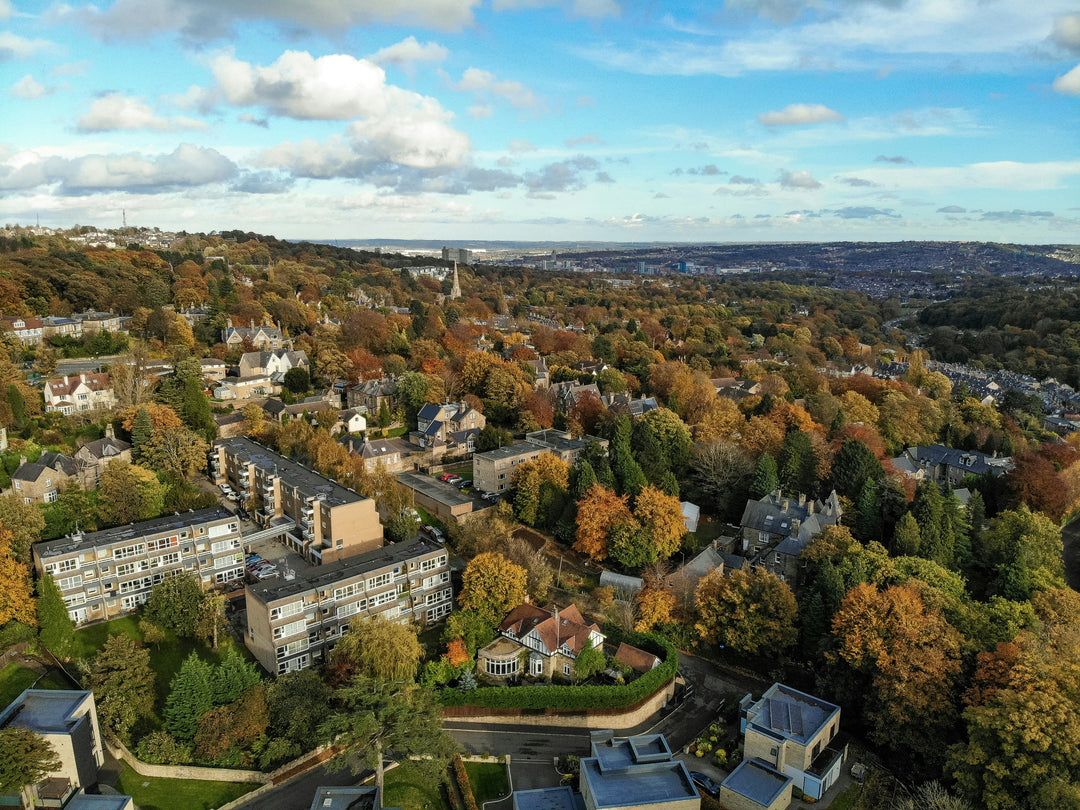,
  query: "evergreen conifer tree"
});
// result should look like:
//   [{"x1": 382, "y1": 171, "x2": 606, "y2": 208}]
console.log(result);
[
  {"x1": 130, "y1": 406, "x2": 152, "y2": 462},
  {"x1": 211, "y1": 648, "x2": 261, "y2": 705},
  {"x1": 36, "y1": 574, "x2": 75, "y2": 660},
  {"x1": 164, "y1": 653, "x2": 214, "y2": 741},
  {"x1": 749, "y1": 454, "x2": 779, "y2": 500},
  {"x1": 894, "y1": 512, "x2": 922, "y2": 557}
]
